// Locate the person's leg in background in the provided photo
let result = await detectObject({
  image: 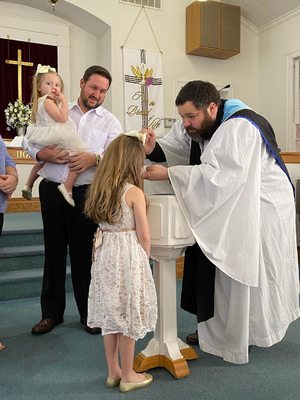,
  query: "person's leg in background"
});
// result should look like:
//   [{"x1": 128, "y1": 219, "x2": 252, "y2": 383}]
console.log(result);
[
  {"x1": 31, "y1": 180, "x2": 69, "y2": 334},
  {"x1": 0, "y1": 212, "x2": 3, "y2": 236},
  {"x1": 0, "y1": 212, "x2": 5, "y2": 349},
  {"x1": 181, "y1": 243, "x2": 216, "y2": 345},
  {"x1": 68, "y1": 185, "x2": 99, "y2": 333}
]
